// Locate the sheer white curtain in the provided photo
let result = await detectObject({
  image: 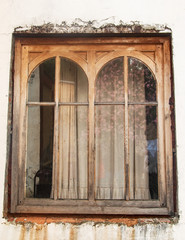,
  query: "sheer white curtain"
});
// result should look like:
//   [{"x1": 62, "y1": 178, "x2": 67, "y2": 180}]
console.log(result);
[
  {"x1": 95, "y1": 57, "x2": 150, "y2": 200},
  {"x1": 58, "y1": 59, "x2": 88, "y2": 199},
  {"x1": 128, "y1": 58, "x2": 150, "y2": 200},
  {"x1": 57, "y1": 57, "x2": 151, "y2": 200},
  {"x1": 58, "y1": 81, "x2": 78, "y2": 198},
  {"x1": 95, "y1": 58, "x2": 125, "y2": 200},
  {"x1": 95, "y1": 105, "x2": 125, "y2": 199}
]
